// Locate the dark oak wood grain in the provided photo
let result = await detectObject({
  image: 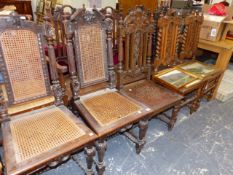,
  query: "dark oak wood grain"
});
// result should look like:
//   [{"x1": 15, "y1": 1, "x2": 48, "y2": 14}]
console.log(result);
[
  {"x1": 0, "y1": 13, "x2": 97, "y2": 175},
  {"x1": 116, "y1": 6, "x2": 183, "y2": 131}
]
